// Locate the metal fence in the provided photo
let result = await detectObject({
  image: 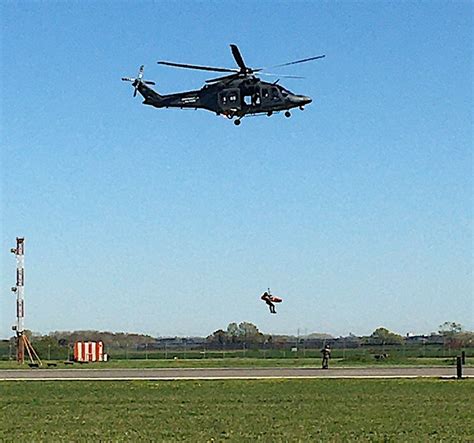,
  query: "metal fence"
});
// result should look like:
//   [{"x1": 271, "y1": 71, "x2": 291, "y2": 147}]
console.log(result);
[{"x1": 1, "y1": 338, "x2": 470, "y2": 362}]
